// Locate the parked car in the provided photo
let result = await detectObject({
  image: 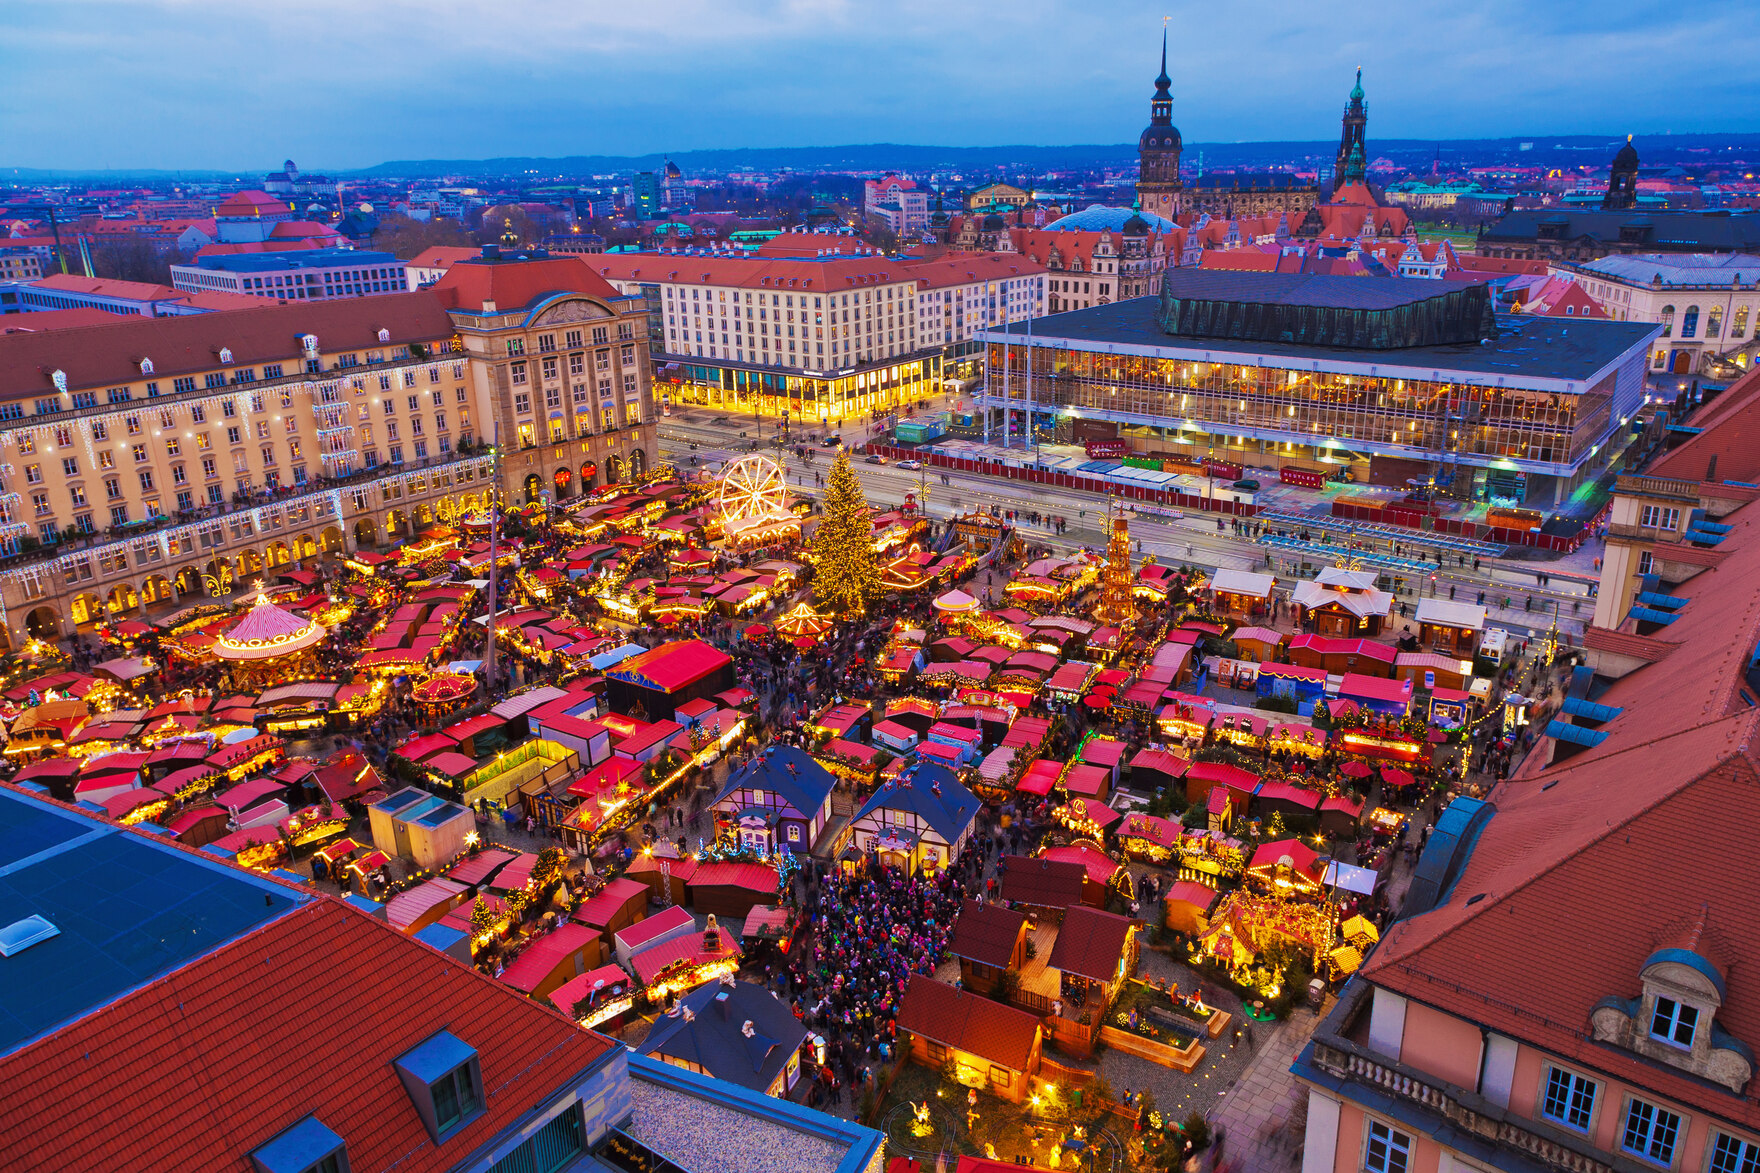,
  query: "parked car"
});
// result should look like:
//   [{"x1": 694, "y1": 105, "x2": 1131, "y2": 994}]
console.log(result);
[
  {"x1": 897, "y1": 459, "x2": 922, "y2": 470},
  {"x1": 821, "y1": 435, "x2": 842, "y2": 448},
  {"x1": 866, "y1": 454, "x2": 888, "y2": 465}
]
